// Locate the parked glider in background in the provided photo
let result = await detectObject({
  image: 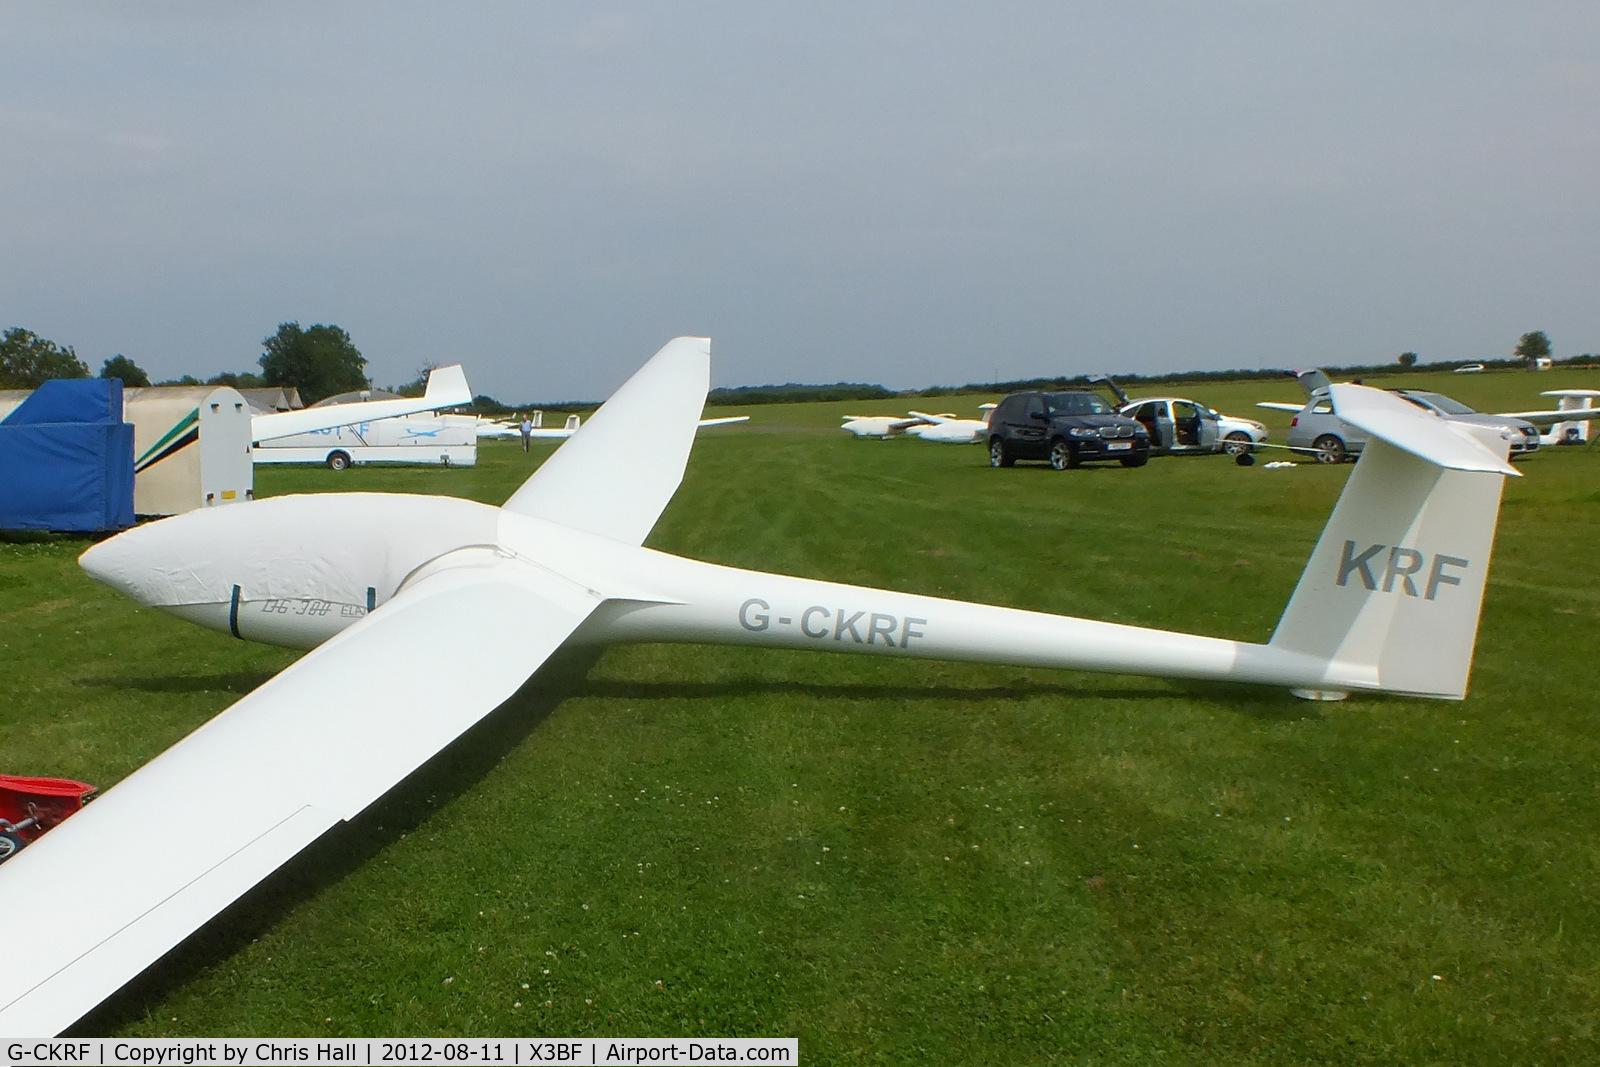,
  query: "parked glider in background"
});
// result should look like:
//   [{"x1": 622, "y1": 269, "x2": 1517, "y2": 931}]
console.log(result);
[
  {"x1": 1, "y1": 337, "x2": 1520, "y2": 1035},
  {"x1": 840, "y1": 413, "x2": 932, "y2": 438},
  {"x1": 250, "y1": 366, "x2": 473, "y2": 444},
  {"x1": 903, "y1": 406, "x2": 996, "y2": 444},
  {"x1": 1499, "y1": 389, "x2": 1600, "y2": 445},
  {"x1": 487, "y1": 411, "x2": 749, "y2": 440}
]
